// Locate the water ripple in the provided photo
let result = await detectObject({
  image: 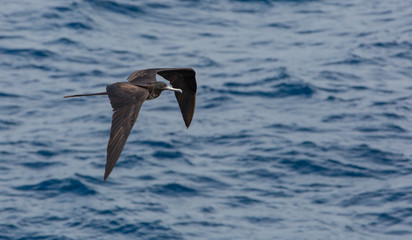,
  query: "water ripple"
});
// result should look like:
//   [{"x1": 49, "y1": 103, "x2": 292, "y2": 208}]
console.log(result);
[{"x1": 14, "y1": 178, "x2": 97, "y2": 198}]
